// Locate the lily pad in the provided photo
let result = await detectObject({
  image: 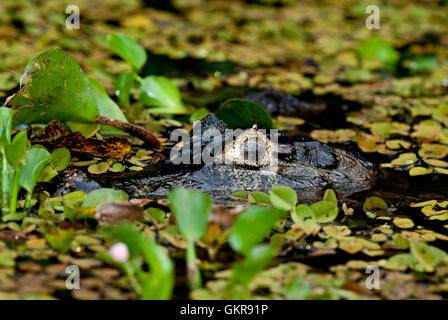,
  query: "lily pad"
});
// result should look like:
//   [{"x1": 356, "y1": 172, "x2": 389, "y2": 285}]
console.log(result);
[{"x1": 216, "y1": 98, "x2": 273, "y2": 129}]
